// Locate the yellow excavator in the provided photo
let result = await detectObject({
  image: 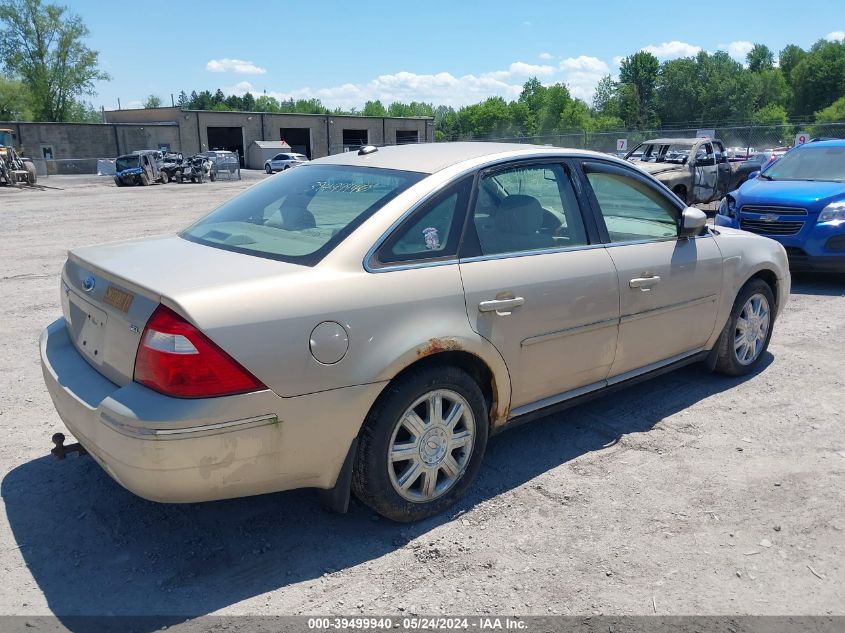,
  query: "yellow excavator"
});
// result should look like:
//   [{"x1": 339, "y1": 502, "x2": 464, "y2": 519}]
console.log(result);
[{"x1": 0, "y1": 128, "x2": 37, "y2": 185}]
